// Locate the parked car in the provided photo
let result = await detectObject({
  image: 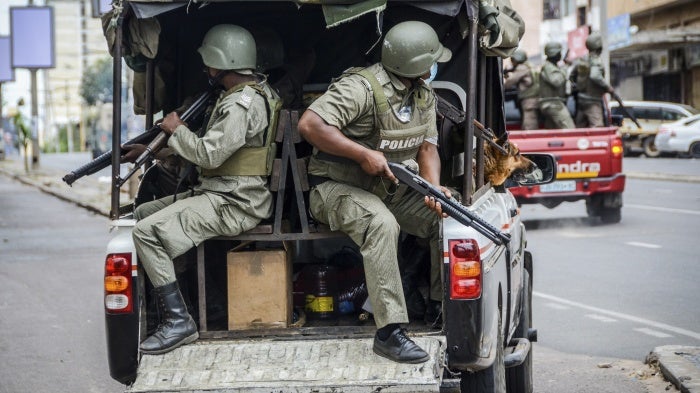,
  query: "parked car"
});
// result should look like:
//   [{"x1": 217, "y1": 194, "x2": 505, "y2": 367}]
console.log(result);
[
  {"x1": 610, "y1": 100, "x2": 699, "y2": 157},
  {"x1": 655, "y1": 114, "x2": 700, "y2": 158}
]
